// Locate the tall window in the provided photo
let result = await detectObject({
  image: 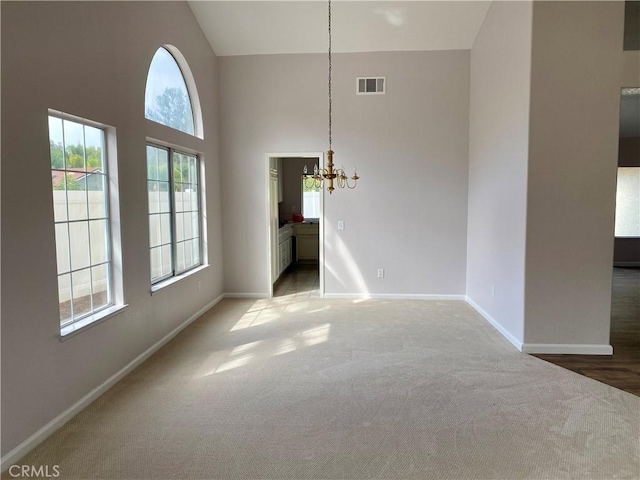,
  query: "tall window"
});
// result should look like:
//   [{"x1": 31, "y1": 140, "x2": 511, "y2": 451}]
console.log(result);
[
  {"x1": 49, "y1": 114, "x2": 113, "y2": 330},
  {"x1": 302, "y1": 177, "x2": 321, "y2": 220},
  {"x1": 145, "y1": 47, "x2": 195, "y2": 135},
  {"x1": 147, "y1": 145, "x2": 201, "y2": 283},
  {"x1": 145, "y1": 46, "x2": 203, "y2": 285}
]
